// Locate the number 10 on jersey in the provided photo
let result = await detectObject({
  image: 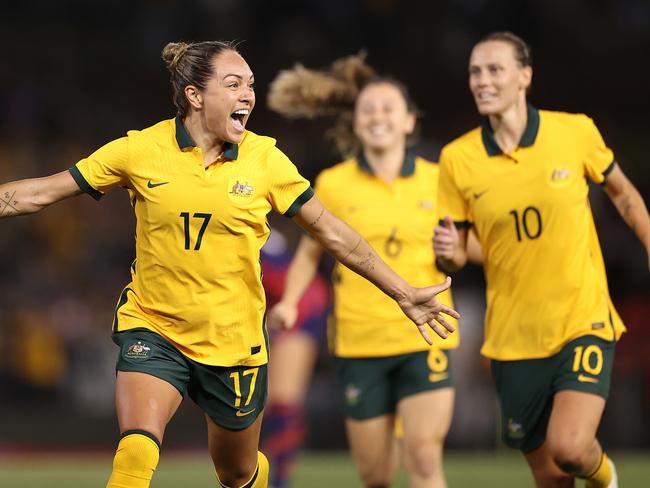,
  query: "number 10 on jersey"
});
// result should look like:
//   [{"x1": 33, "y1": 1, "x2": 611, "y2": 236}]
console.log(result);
[{"x1": 509, "y1": 206, "x2": 542, "y2": 242}]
